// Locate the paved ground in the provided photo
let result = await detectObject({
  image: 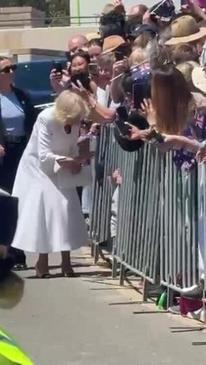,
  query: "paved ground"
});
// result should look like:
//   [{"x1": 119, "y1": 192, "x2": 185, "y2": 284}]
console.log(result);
[{"x1": 1, "y1": 249, "x2": 206, "y2": 365}]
